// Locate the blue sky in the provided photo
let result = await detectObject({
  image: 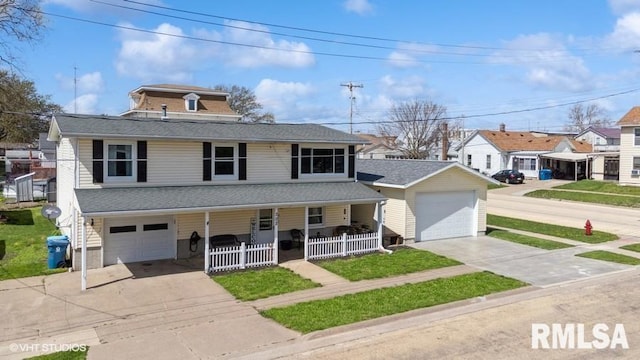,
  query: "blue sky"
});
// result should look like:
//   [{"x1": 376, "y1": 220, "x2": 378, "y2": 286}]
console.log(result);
[{"x1": 12, "y1": 0, "x2": 640, "y2": 133}]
